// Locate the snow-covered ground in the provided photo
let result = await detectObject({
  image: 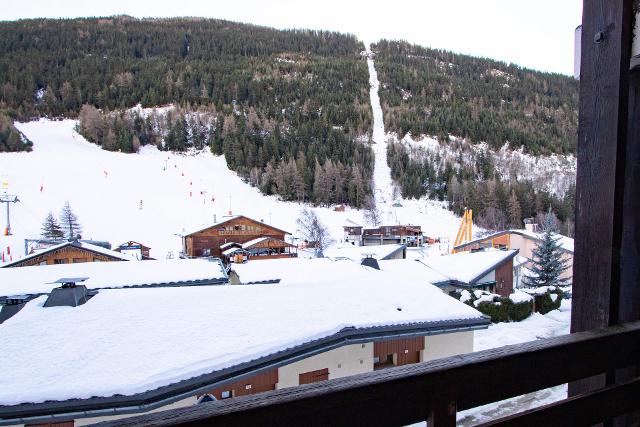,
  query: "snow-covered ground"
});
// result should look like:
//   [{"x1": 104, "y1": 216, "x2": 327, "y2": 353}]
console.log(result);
[
  {"x1": 367, "y1": 46, "x2": 396, "y2": 209},
  {"x1": 457, "y1": 299, "x2": 571, "y2": 425},
  {"x1": 408, "y1": 299, "x2": 571, "y2": 426},
  {"x1": 0, "y1": 118, "x2": 463, "y2": 263}
]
